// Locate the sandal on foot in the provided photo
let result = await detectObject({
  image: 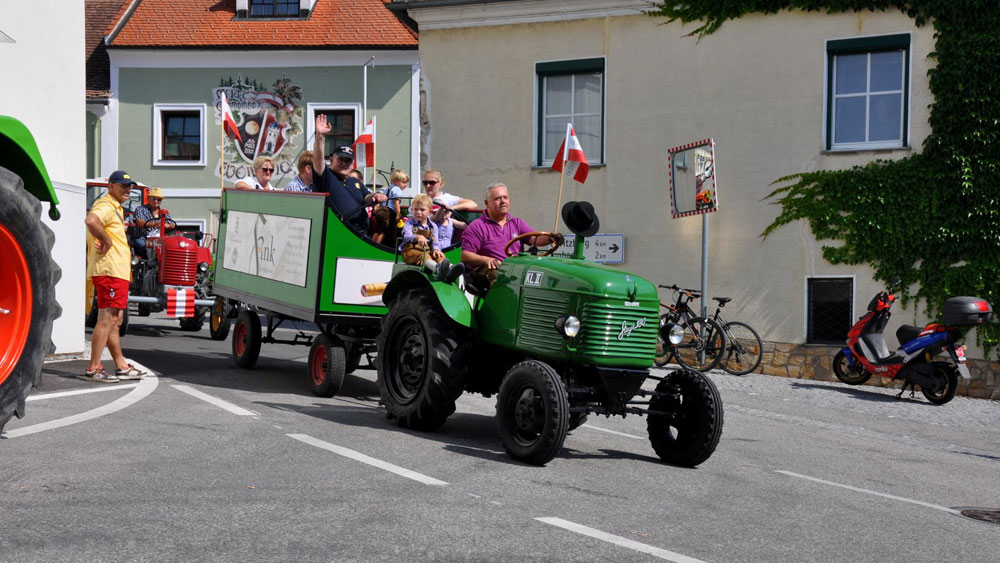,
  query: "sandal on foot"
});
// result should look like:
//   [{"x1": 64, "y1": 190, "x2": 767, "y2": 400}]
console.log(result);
[
  {"x1": 115, "y1": 364, "x2": 147, "y2": 380},
  {"x1": 80, "y1": 368, "x2": 119, "y2": 383}
]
